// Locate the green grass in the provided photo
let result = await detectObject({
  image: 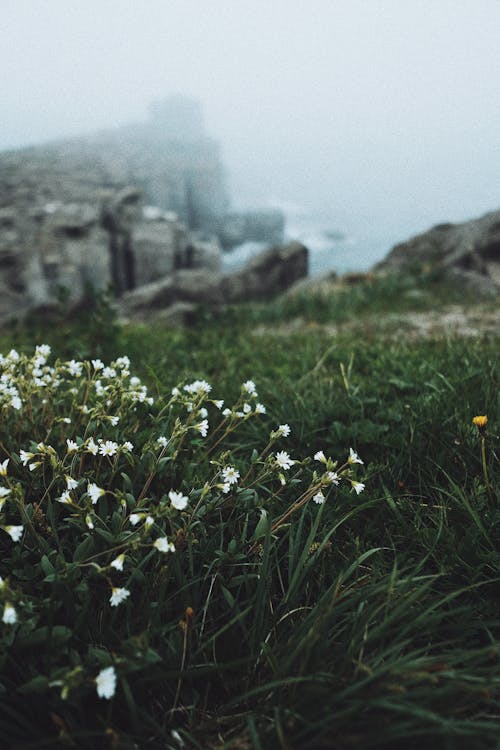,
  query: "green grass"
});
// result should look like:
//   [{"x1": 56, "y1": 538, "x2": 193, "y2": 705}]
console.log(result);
[{"x1": 0, "y1": 279, "x2": 498, "y2": 749}]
